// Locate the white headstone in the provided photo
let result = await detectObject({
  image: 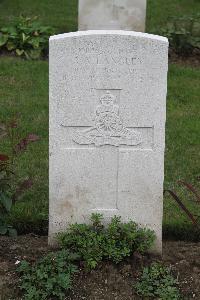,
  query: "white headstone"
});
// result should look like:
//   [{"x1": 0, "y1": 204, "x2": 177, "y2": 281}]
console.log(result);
[
  {"x1": 49, "y1": 31, "x2": 168, "y2": 253},
  {"x1": 79, "y1": 0, "x2": 147, "y2": 32}
]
